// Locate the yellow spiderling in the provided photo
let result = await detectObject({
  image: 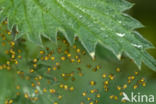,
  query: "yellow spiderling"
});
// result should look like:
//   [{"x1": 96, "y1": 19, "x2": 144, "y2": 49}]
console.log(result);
[
  {"x1": 109, "y1": 74, "x2": 114, "y2": 80},
  {"x1": 90, "y1": 81, "x2": 96, "y2": 86},
  {"x1": 16, "y1": 85, "x2": 20, "y2": 90},
  {"x1": 43, "y1": 88, "x2": 47, "y2": 93},
  {"x1": 51, "y1": 56, "x2": 55, "y2": 61},
  {"x1": 59, "y1": 84, "x2": 64, "y2": 88},
  {"x1": 76, "y1": 49, "x2": 80, "y2": 53},
  {"x1": 67, "y1": 53, "x2": 71, "y2": 58},
  {"x1": 73, "y1": 45, "x2": 77, "y2": 49},
  {"x1": 10, "y1": 41, "x2": 15, "y2": 47},
  {"x1": 56, "y1": 62, "x2": 60, "y2": 66},
  {"x1": 53, "y1": 102, "x2": 58, "y2": 104},
  {"x1": 58, "y1": 95, "x2": 62, "y2": 99},
  {"x1": 33, "y1": 58, "x2": 38, "y2": 63},
  {"x1": 71, "y1": 59, "x2": 75, "y2": 63},
  {"x1": 104, "y1": 81, "x2": 109, "y2": 85},
  {"x1": 117, "y1": 86, "x2": 121, "y2": 91},
  {"x1": 77, "y1": 59, "x2": 81, "y2": 63},
  {"x1": 69, "y1": 86, "x2": 74, "y2": 91},
  {"x1": 61, "y1": 56, "x2": 66, "y2": 61},
  {"x1": 53, "y1": 66, "x2": 57, "y2": 71},
  {"x1": 123, "y1": 84, "x2": 127, "y2": 89},
  {"x1": 142, "y1": 82, "x2": 146, "y2": 87},
  {"x1": 40, "y1": 50, "x2": 44, "y2": 54},
  {"x1": 8, "y1": 31, "x2": 11, "y2": 35},
  {"x1": 116, "y1": 67, "x2": 120, "y2": 72},
  {"x1": 29, "y1": 69, "x2": 34, "y2": 73},
  {"x1": 90, "y1": 89, "x2": 95, "y2": 93},
  {"x1": 96, "y1": 94, "x2": 101, "y2": 98},
  {"x1": 89, "y1": 102, "x2": 94, "y2": 104},
  {"x1": 49, "y1": 89, "x2": 56, "y2": 94},
  {"x1": 64, "y1": 85, "x2": 68, "y2": 90},
  {"x1": 34, "y1": 89, "x2": 39, "y2": 94},
  {"x1": 24, "y1": 93, "x2": 29, "y2": 99},
  {"x1": 44, "y1": 56, "x2": 49, "y2": 61},
  {"x1": 114, "y1": 96, "x2": 118, "y2": 100},
  {"x1": 102, "y1": 74, "x2": 107, "y2": 78},
  {"x1": 87, "y1": 97, "x2": 91, "y2": 101},
  {"x1": 82, "y1": 92, "x2": 87, "y2": 96},
  {"x1": 109, "y1": 95, "x2": 114, "y2": 99},
  {"x1": 135, "y1": 71, "x2": 139, "y2": 75},
  {"x1": 133, "y1": 85, "x2": 138, "y2": 89}
]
